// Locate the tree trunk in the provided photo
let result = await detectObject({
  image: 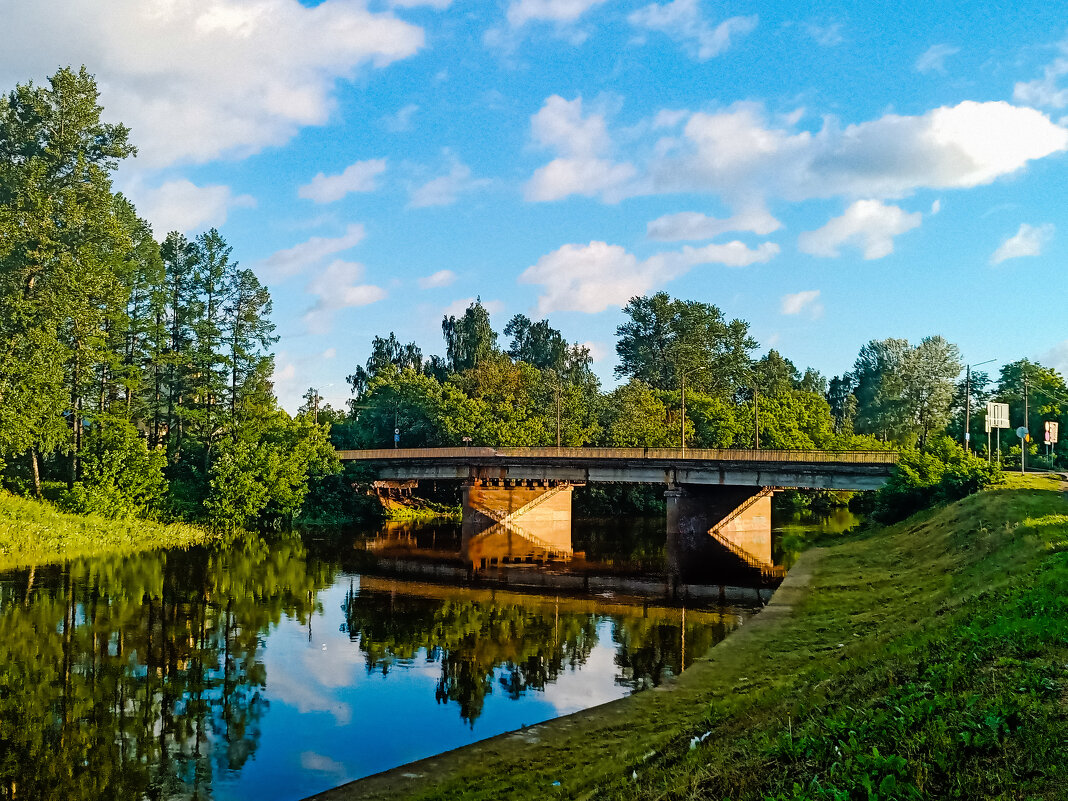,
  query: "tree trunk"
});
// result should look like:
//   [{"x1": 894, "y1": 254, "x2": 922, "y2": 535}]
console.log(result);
[{"x1": 29, "y1": 449, "x2": 41, "y2": 499}]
